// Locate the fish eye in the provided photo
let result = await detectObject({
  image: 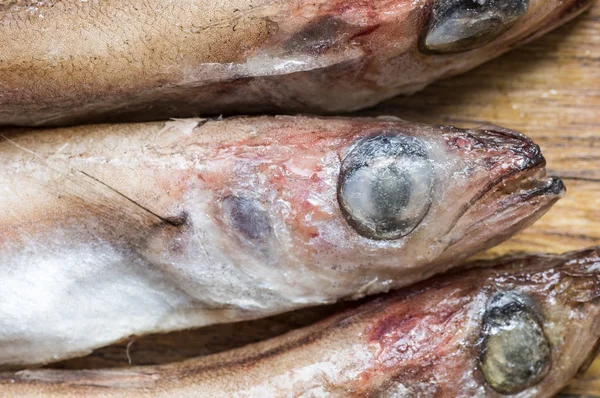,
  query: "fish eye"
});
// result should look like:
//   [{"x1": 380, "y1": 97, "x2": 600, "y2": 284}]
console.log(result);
[
  {"x1": 479, "y1": 292, "x2": 551, "y2": 394},
  {"x1": 337, "y1": 134, "x2": 433, "y2": 240},
  {"x1": 421, "y1": 0, "x2": 529, "y2": 54}
]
